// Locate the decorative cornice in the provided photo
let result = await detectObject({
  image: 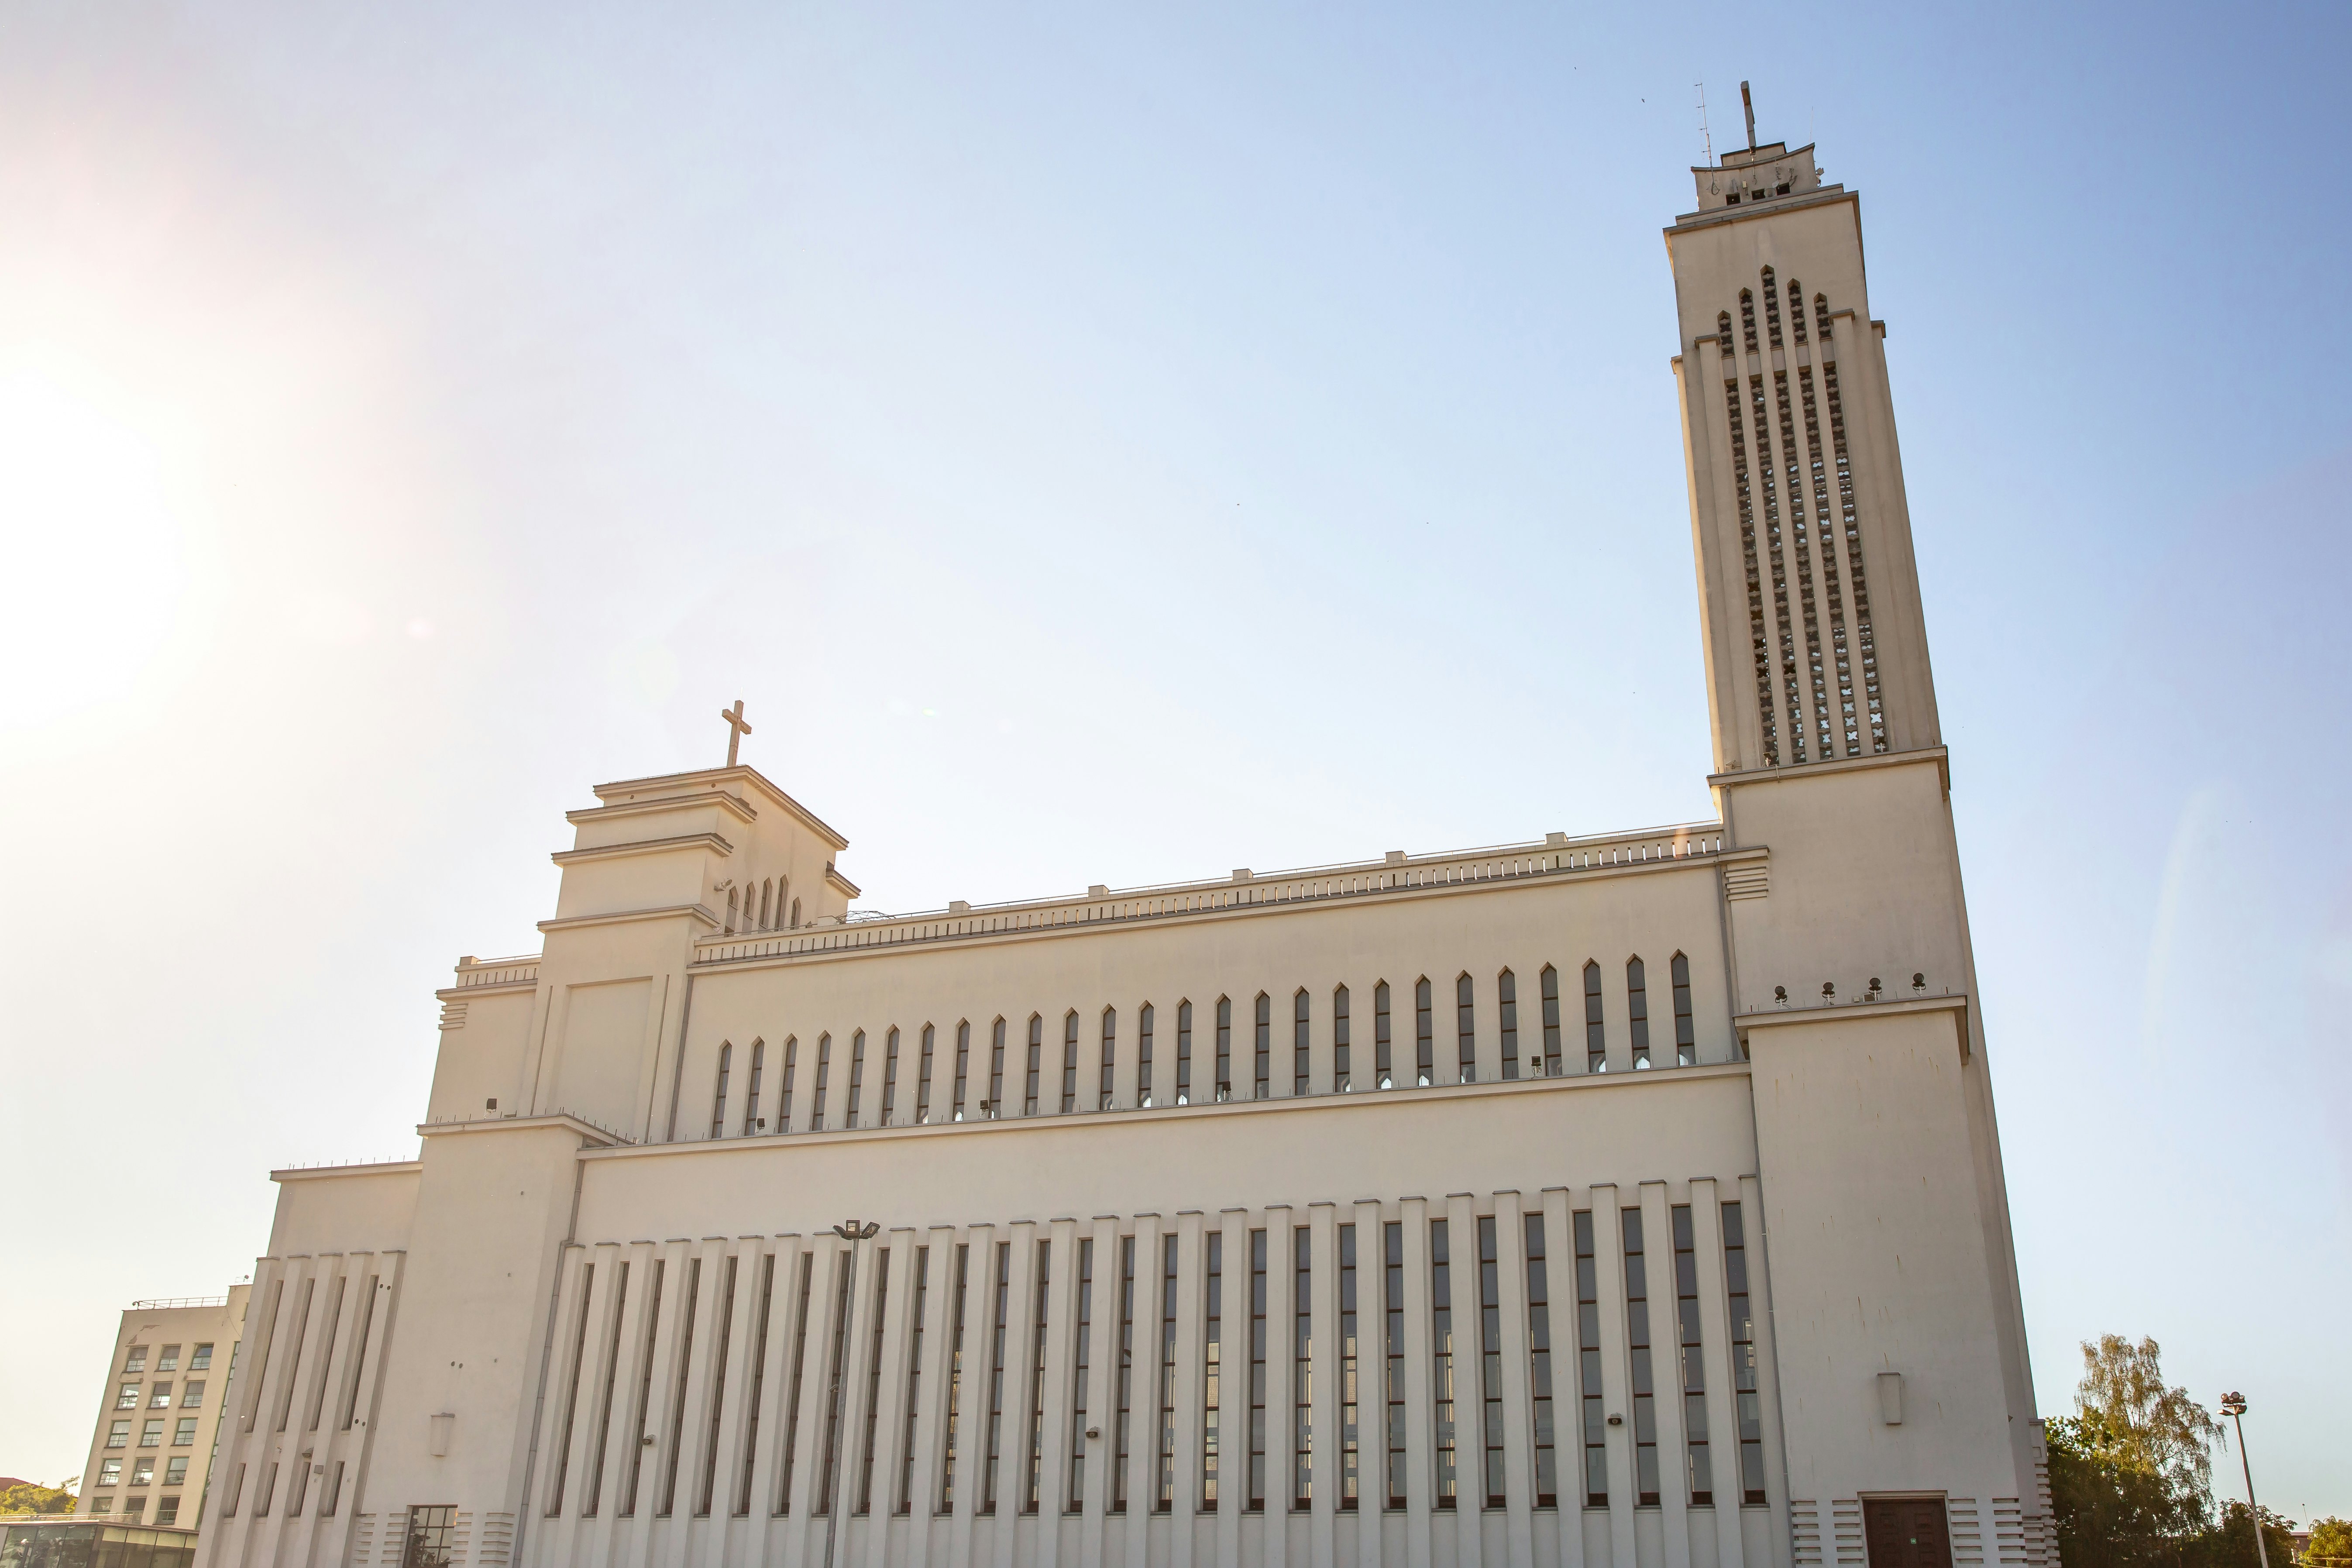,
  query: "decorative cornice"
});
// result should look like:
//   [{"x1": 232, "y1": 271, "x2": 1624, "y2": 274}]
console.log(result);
[
  {"x1": 588, "y1": 765, "x2": 850, "y2": 850},
  {"x1": 1666, "y1": 184, "x2": 1855, "y2": 237},
  {"x1": 538, "y1": 902, "x2": 721, "y2": 935},
  {"x1": 1709, "y1": 745, "x2": 1948, "y2": 794},
  {"x1": 272, "y1": 1160, "x2": 423, "y2": 1183},
  {"x1": 1733, "y1": 991, "x2": 1970, "y2": 1059},
  {"x1": 569, "y1": 791, "x2": 759, "y2": 829},
  {"x1": 550, "y1": 831, "x2": 734, "y2": 868},
  {"x1": 417, "y1": 1111, "x2": 626, "y2": 1146}
]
